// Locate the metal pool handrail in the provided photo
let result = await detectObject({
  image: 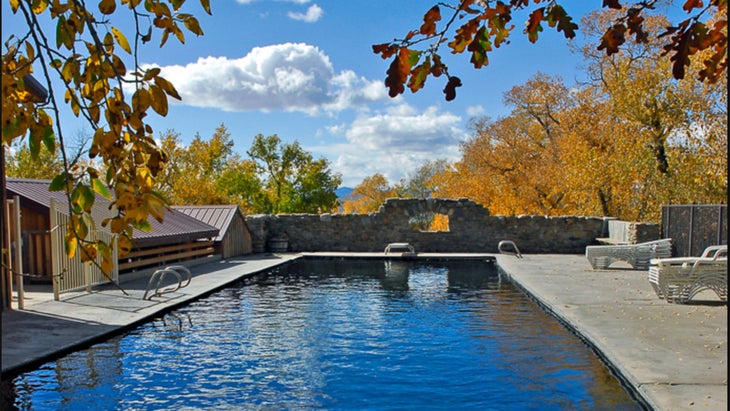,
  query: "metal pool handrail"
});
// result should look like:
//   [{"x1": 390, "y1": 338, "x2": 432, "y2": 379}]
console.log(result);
[
  {"x1": 498, "y1": 240, "x2": 523, "y2": 259},
  {"x1": 143, "y1": 265, "x2": 192, "y2": 300}
]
